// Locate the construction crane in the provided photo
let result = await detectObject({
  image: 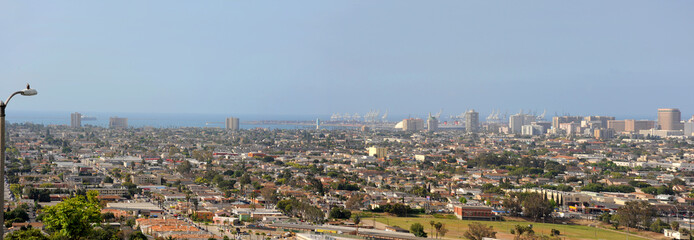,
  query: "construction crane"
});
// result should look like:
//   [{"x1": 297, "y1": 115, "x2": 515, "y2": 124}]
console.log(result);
[
  {"x1": 537, "y1": 109, "x2": 547, "y2": 121},
  {"x1": 434, "y1": 109, "x2": 443, "y2": 119},
  {"x1": 486, "y1": 109, "x2": 501, "y2": 123},
  {"x1": 381, "y1": 110, "x2": 389, "y2": 122},
  {"x1": 364, "y1": 109, "x2": 381, "y2": 122}
]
